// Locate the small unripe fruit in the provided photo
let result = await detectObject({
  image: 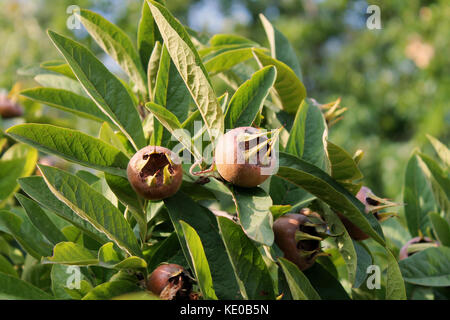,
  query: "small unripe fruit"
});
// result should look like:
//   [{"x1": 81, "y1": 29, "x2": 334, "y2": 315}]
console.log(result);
[
  {"x1": 273, "y1": 210, "x2": 326, "y2": 271},
  {"x1": 147, "y1": 264, "x2": 193, "y2": 300},
  {"x1": 399, "y1": 237, "x2": 439, "y2": 260},
  {"x1": 127, "y1": 146, "x2": 183, "y2": 200},
  {"x1": 0, "y1": 94, "x2": 23, "y2": 119},
  {"x1": 215, "y1": 127, "x2": 277, "y2": 188}
]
